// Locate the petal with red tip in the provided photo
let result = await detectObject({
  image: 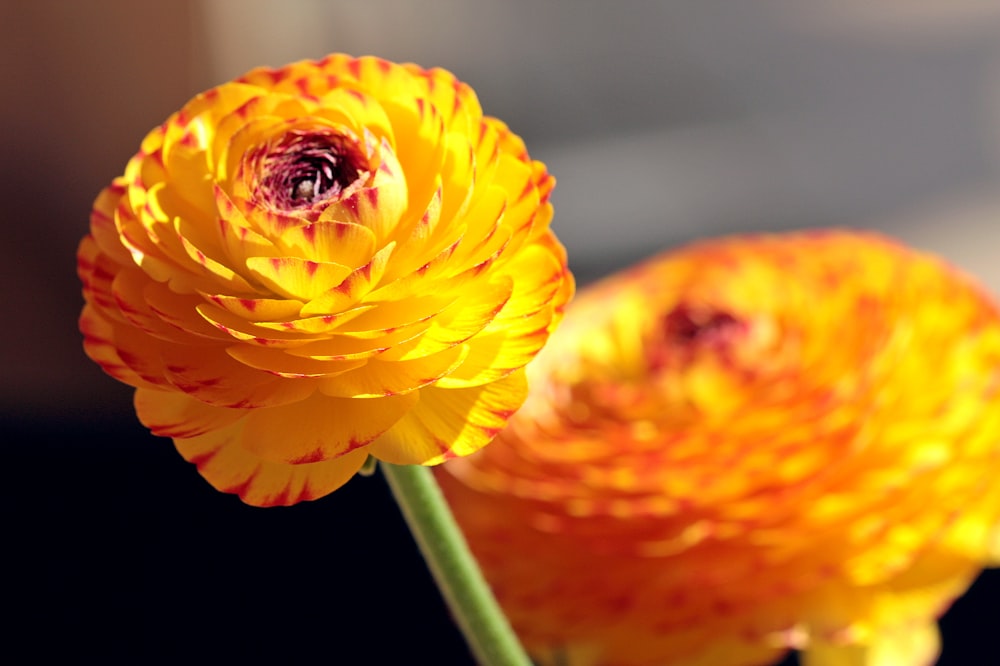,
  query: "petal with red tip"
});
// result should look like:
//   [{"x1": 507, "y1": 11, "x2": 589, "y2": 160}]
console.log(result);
[
  {"x1": 174, "y1": 418, "x2": 369, "y2": 507},
  {"x1": 369, "y1": 369, "x2": 527, "y2": 465},
  {"x1": 240, "y1": 391, "x2": 416, "y2": 464}
]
